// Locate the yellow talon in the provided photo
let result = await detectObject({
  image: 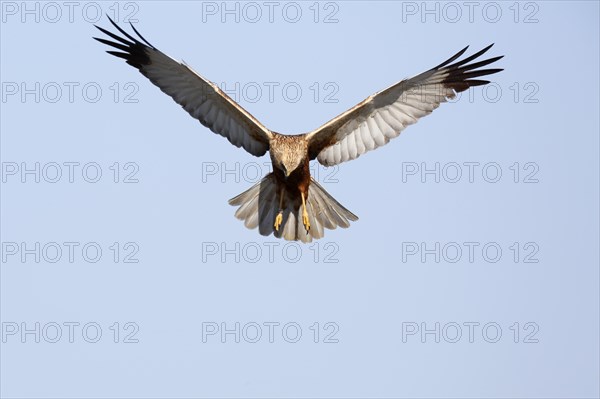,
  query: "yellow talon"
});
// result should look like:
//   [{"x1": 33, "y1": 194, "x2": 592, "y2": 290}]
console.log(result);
[
  {"x1": 301, "y1": 192, "x2": 310, "y2": 233},
  {"x1": 274, "y1": 212, "x2": 283, "y2": 231},
  {"x1": 302, "y1": 210, "x2": 310, "y2": 233},
  {"x1": 275, "y1": 186, "x2": 285, "y2": 231}
]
